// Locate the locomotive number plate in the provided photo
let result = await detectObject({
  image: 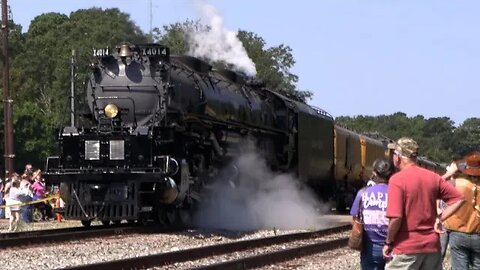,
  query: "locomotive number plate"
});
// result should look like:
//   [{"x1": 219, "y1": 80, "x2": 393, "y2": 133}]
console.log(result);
[
  {"x1": 139, "y1": 45, "x2": 170, "y2": 60},
  {"x1": 93, "y1": 47, "x2": 110, "y2": 57}
]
